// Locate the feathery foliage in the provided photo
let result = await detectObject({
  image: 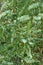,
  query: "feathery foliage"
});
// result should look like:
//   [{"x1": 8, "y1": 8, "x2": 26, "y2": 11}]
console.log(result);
[{"x1": 0, "y1": 0, "x2": 43, "y2": 65}]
